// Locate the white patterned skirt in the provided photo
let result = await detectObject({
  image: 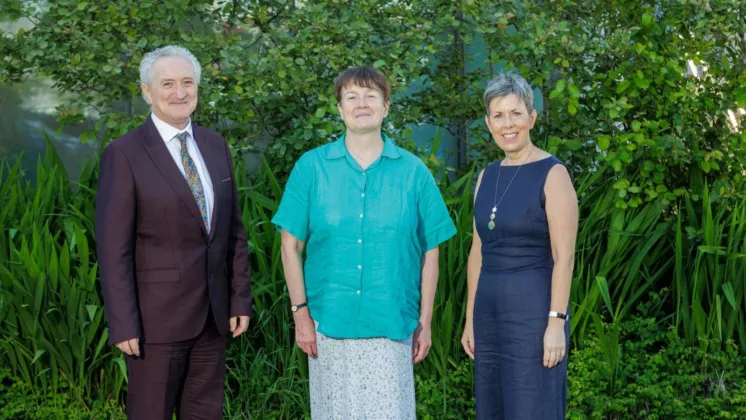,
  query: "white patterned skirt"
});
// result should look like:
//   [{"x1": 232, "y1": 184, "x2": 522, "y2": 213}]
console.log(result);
[{"x1": 309, "y1": 327, "x2": 415, "y2": 420}]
